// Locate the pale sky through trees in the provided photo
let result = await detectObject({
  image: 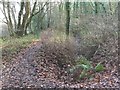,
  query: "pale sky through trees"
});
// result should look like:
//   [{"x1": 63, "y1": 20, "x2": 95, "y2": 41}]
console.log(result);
[{"x1": 0, "y1": 0, "x2": 118, "y2": 23}]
